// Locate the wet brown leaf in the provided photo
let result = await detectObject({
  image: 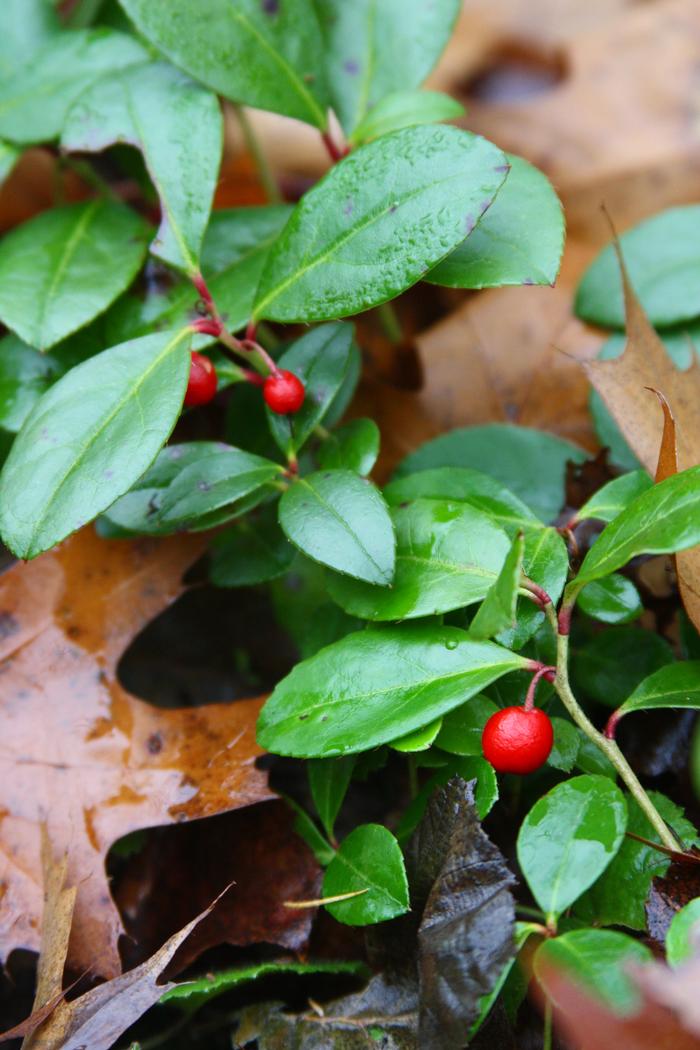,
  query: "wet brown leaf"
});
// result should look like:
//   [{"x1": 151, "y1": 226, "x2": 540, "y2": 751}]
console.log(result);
[
  {"x1": 645, "y1": 858, "x2": 700, "y2": 950},
  {"x1": 0, "y1": 528, "x2": 272, "y2": 979}
]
